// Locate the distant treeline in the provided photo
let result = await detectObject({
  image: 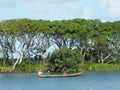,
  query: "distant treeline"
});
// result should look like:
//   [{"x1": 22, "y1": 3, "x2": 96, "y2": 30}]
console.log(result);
[{"x1": 0, "y1": 18, "x2": 120, "y2": 71}]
